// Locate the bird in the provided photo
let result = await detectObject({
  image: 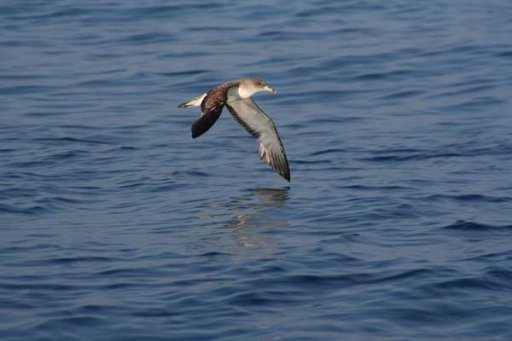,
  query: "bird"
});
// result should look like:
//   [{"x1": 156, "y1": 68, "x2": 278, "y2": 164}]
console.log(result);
[{"x1": 178, "y1": 78, "x2": 290, "y2": 182}]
